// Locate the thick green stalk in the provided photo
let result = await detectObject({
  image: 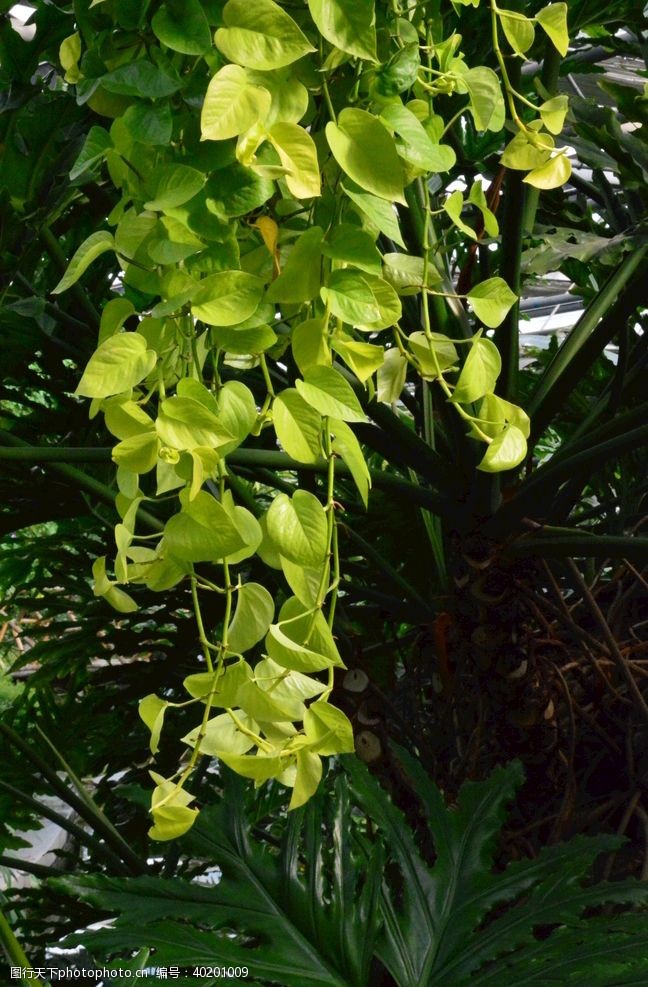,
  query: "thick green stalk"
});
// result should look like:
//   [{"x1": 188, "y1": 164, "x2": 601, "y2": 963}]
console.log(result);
[
  {"x1": 489, "y1": 422, "x2": 648, "y2": 533},
  {"x1": 528, "y1": 246, "x2": 648, "y2": 440},
  {"x1": 0, "y1": 430, "x2": 162, "y2": 532},
  {"x1": 340, "y1": 525, "x2": 433, "y2": 614},
  {"x1": 494, "y1": 168, "x2": 524, "y2": 403},
  {"x1": 0, "y1": 444, "x2": 111, "y2": 463},
  {"x1": 504, "y1": 533, "x2": 648, "y2": 565},
  {"x1": 0, "y1": 909, "x2": 47, "y2": 987},
  {"x1": 0, "y1": 723, "x2": 144, "y2": 875},
  {"x1": 0, "y1": 779, "x2": 129, "y2": 874}
]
